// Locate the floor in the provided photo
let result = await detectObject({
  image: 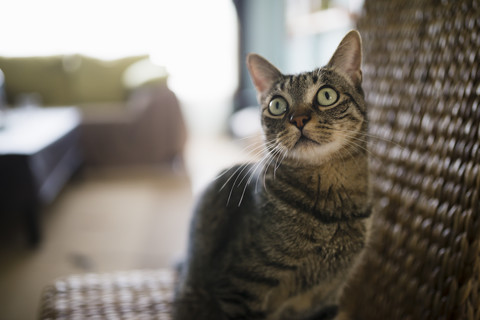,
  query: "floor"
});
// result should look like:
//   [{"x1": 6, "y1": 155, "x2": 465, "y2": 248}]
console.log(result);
[{"x1": 0, "y1": 134, "x2": 257, "y2": 320}]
